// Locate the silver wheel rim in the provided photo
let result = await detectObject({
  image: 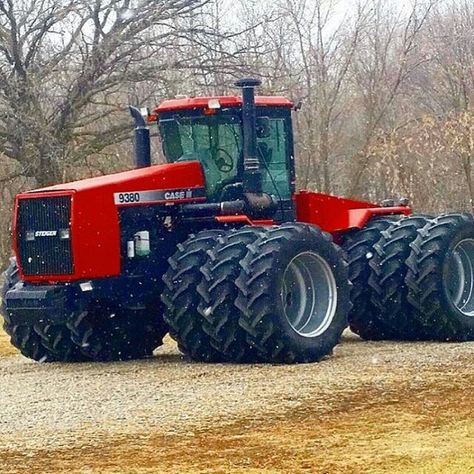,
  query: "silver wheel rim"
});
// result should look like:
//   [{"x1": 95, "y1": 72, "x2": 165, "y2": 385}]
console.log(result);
[
  {"x1": 447, "y1": 238, "x2": 474, "y2": 317},
  {"x1": 281, "y1": 251, "x2": 338, "y2": 338}
]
